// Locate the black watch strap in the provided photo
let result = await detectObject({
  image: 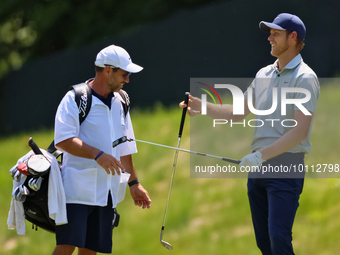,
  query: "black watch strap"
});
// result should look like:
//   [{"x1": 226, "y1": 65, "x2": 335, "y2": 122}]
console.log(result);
[{"x1": 128, "y1": 179, "x2": 139, "y2": 187}]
